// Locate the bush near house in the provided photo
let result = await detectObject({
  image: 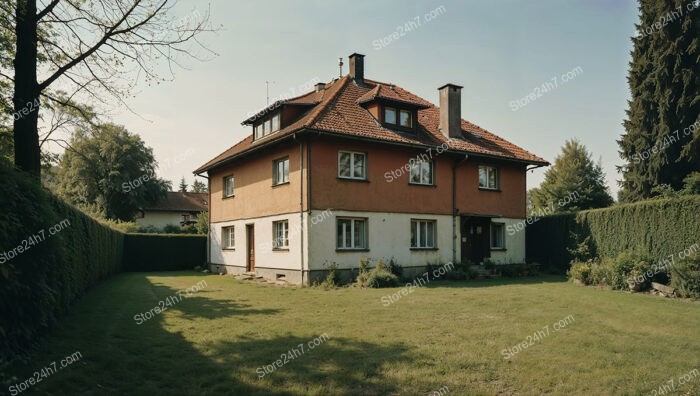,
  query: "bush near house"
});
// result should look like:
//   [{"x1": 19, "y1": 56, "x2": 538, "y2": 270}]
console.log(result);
[
  {"x1": 670, "y1": 253, "x2": 700, "y2": 298},
  {"x1": 0, "y1": 161, "x2": 124, "y2": 382},
  {"x1": 122, "y1": 233, "x2": 206, "y2": 272},
  {"x1": 528, "y1": 196, "x2": 700, "y2": 273}
]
